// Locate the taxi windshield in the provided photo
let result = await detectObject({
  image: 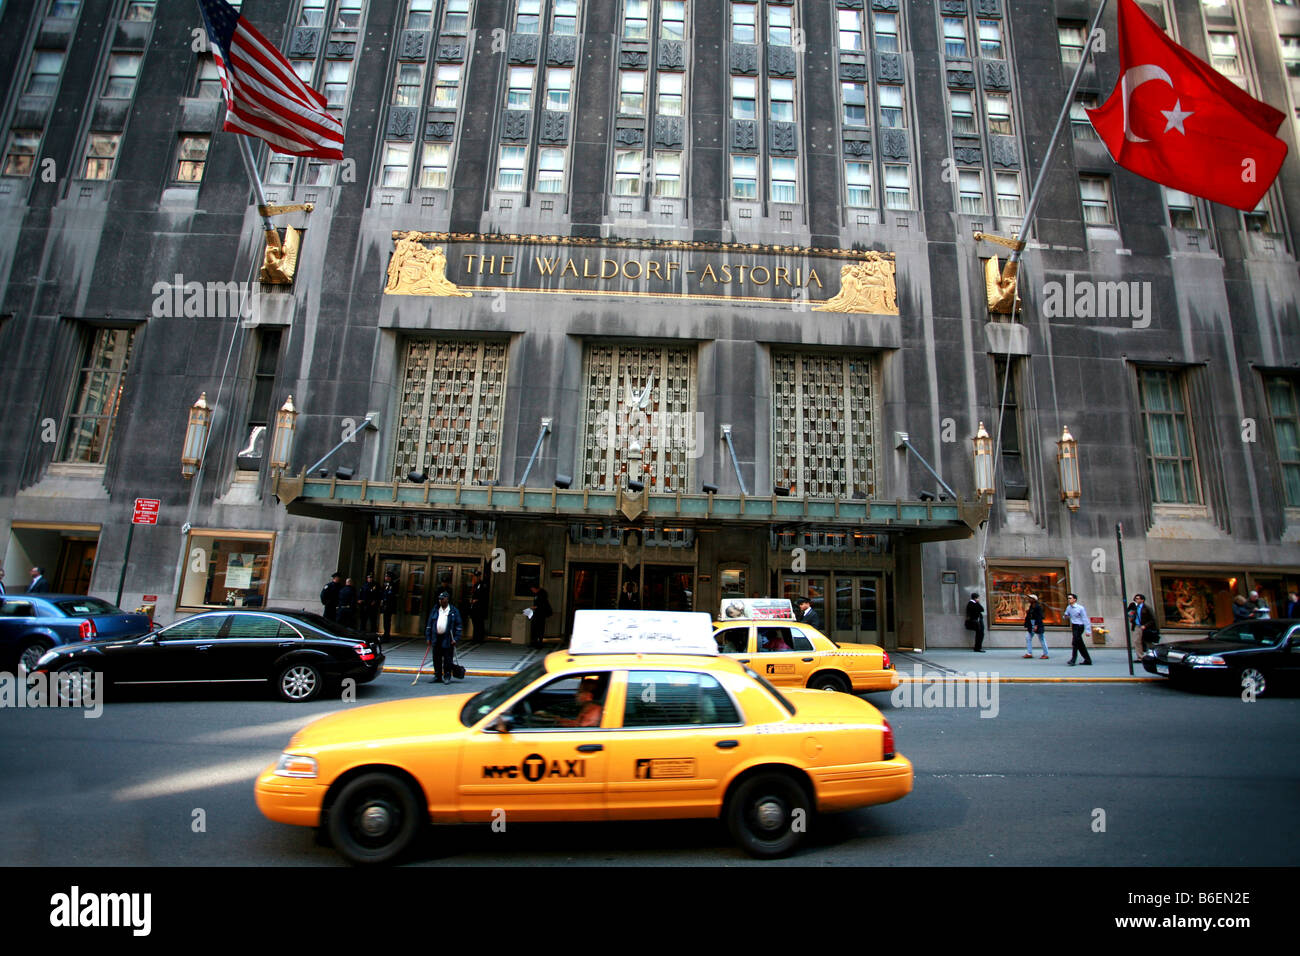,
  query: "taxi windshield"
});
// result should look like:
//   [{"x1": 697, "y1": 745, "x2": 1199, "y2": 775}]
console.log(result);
[{"x1": 460, "y1": 661, "x2": 547, "y2": 726}]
